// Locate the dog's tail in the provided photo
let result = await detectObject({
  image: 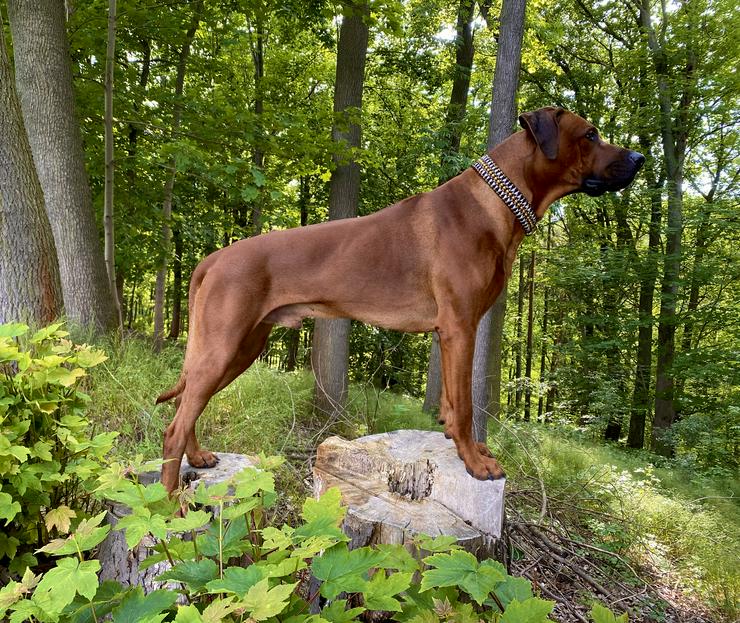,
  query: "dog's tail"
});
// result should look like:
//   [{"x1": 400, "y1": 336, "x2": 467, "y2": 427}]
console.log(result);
[
  {"x1": 155, "y1": 255, "x2": 213, "y2": 405},
  {"x1": 156, "y1": 375, "x2": 185, "y2": 404}
]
